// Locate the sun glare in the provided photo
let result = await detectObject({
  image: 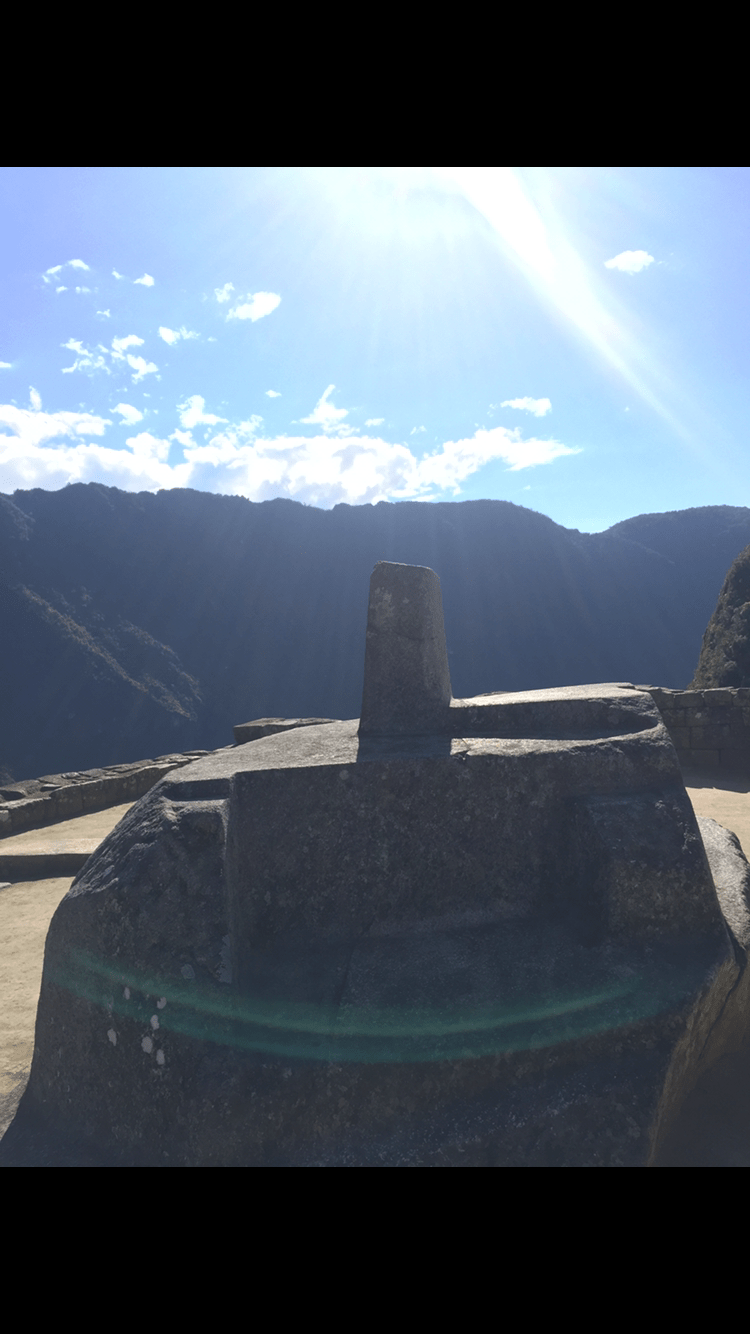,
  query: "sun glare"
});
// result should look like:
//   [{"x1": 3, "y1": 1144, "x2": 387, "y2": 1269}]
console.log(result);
[{"x1": 427, "y1": 167, "x2": 687, "y2": 441}]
